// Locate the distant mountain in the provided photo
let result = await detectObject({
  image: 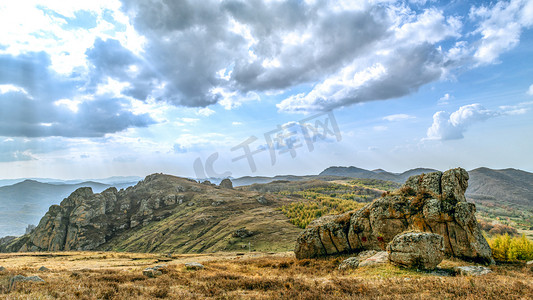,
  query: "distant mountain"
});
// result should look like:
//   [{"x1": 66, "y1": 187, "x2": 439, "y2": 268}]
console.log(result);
[
  {"x1": 0, "y1": 176, "x2": 143, "y2": 187},
  {"x1": 318, "y1": 166, "x2": 533, "y2": 208},
  {"x1": 466, "y1": 167, "x2": 533, "y2": 207},
  {"x1": 0, "y1": 179, "x2": 137, "y2": 237},
  {"x1": 318, "y1": 166, "x2": 439, "y2": 183}
]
